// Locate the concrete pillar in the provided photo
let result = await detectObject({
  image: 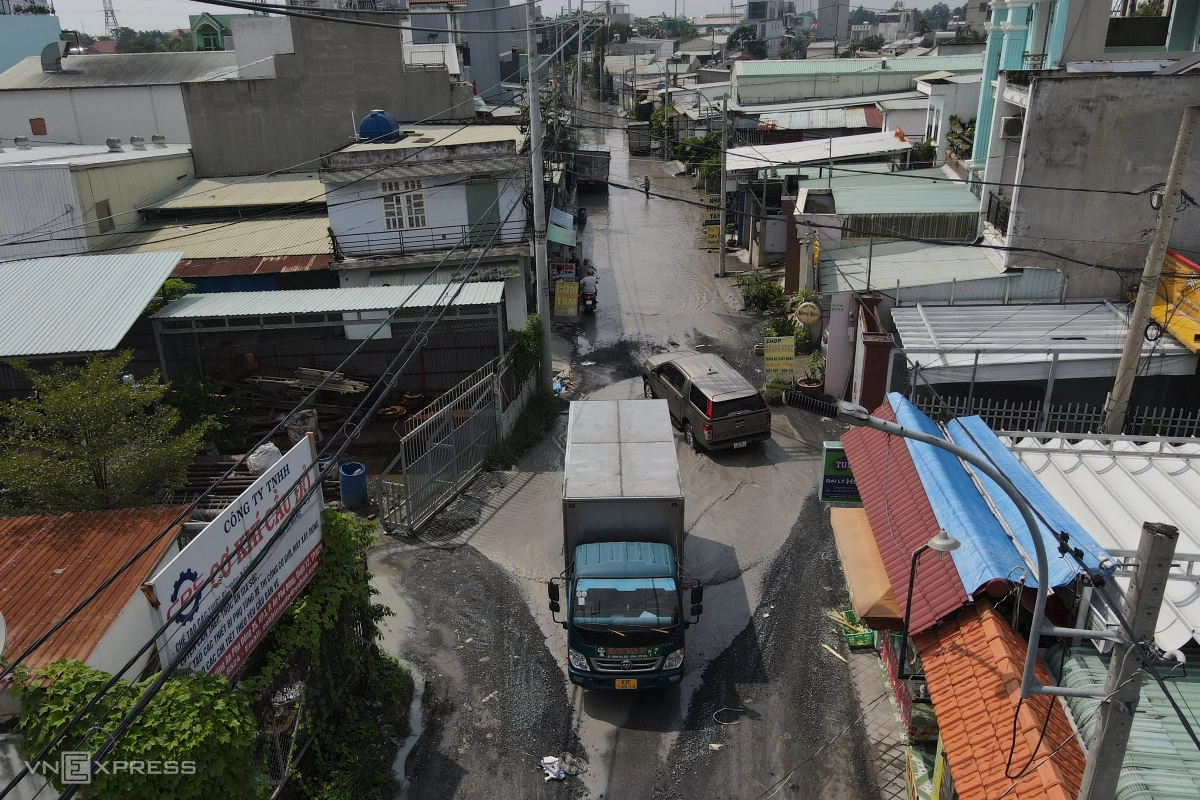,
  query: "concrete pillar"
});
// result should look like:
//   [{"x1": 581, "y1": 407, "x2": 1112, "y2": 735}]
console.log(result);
[
  {"x1": 999, "y1": 1, "x2": 1032, "y2": 71},
  {"x1": 971, "y1": 2, "x2": 1010, "y2": 166},
  {"x1": 783, "y1": 199, "x2": 801, "y2": 294}
]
